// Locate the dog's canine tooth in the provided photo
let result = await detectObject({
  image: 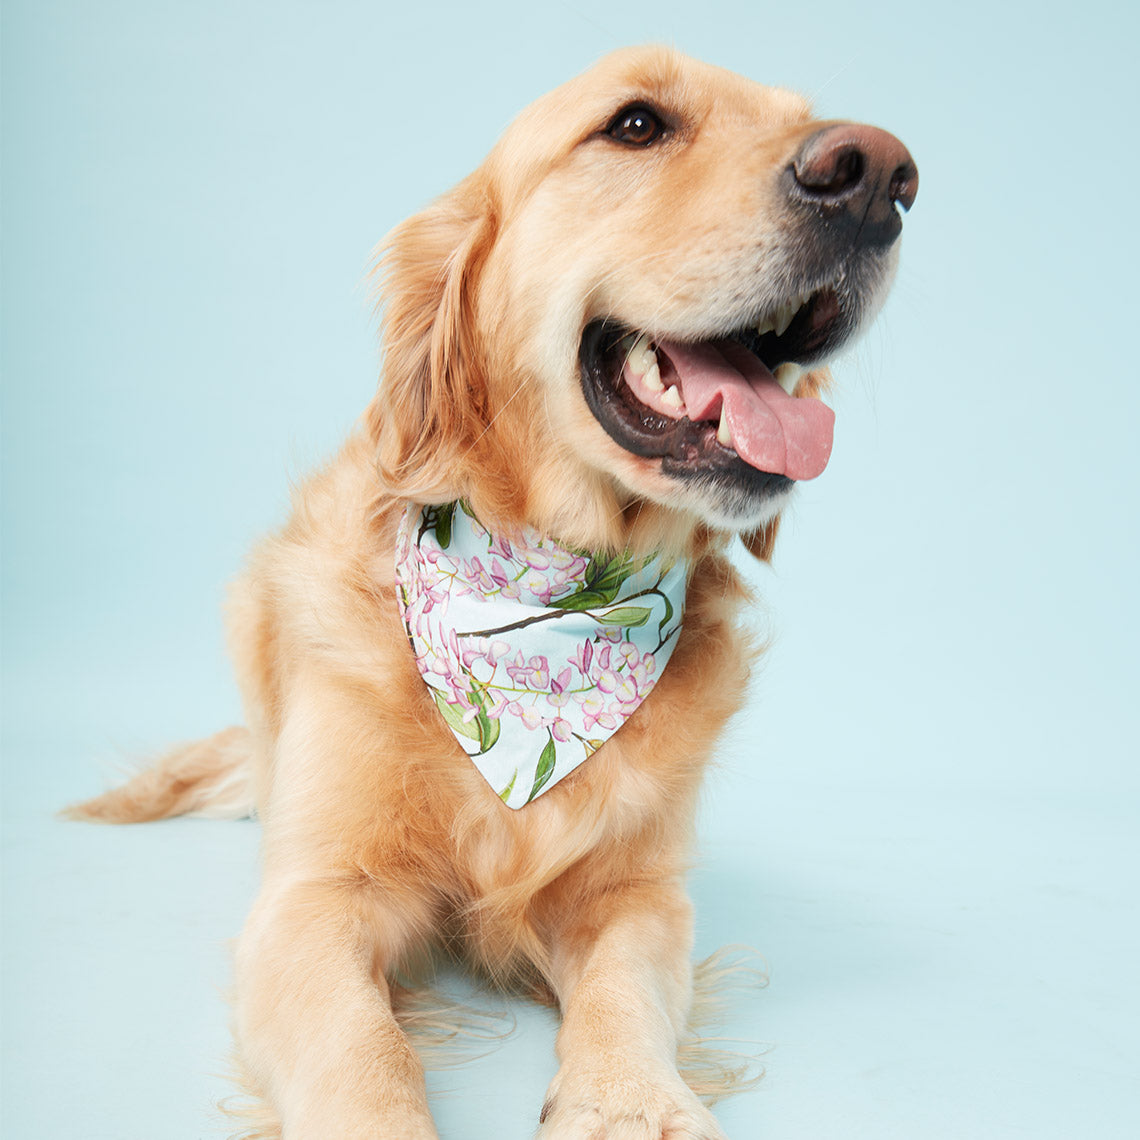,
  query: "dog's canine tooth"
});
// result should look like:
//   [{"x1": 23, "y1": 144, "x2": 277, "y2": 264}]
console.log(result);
[
  {"x1": 774, "y1": 302, "x2": 797, "y2": 337},
  {"x1": 774, "y1": 362, "x2": 802, "y2": 394},
  {"x1": 716, "y1": 405, "x2": 733, "y2": 447},
  {"x1": 626, "y1": 332, "x2": 656, "y2": 378},
  {"x1": 662, "y1": 385, "x2": 684, "y2": 410},
  {"x1": 643, "y1": 361, "x2": 664, "y2": 392},
  {"x1": 756, "y1": 313, "x2": 777, "y2": 337}
]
